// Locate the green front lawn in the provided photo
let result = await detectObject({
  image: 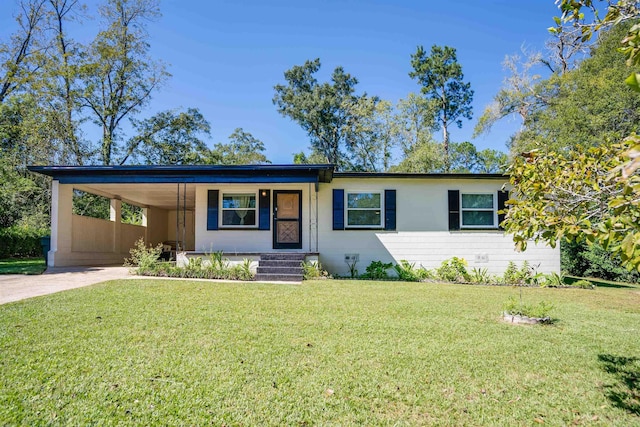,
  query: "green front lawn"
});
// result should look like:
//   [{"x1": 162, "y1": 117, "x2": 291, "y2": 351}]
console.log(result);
[
  {"x1": 1, "y1": 279, "x2": 639, "y2": 425},
  {"x1": 0, "y1": 257, "x2": 46, "y2": 275}
]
